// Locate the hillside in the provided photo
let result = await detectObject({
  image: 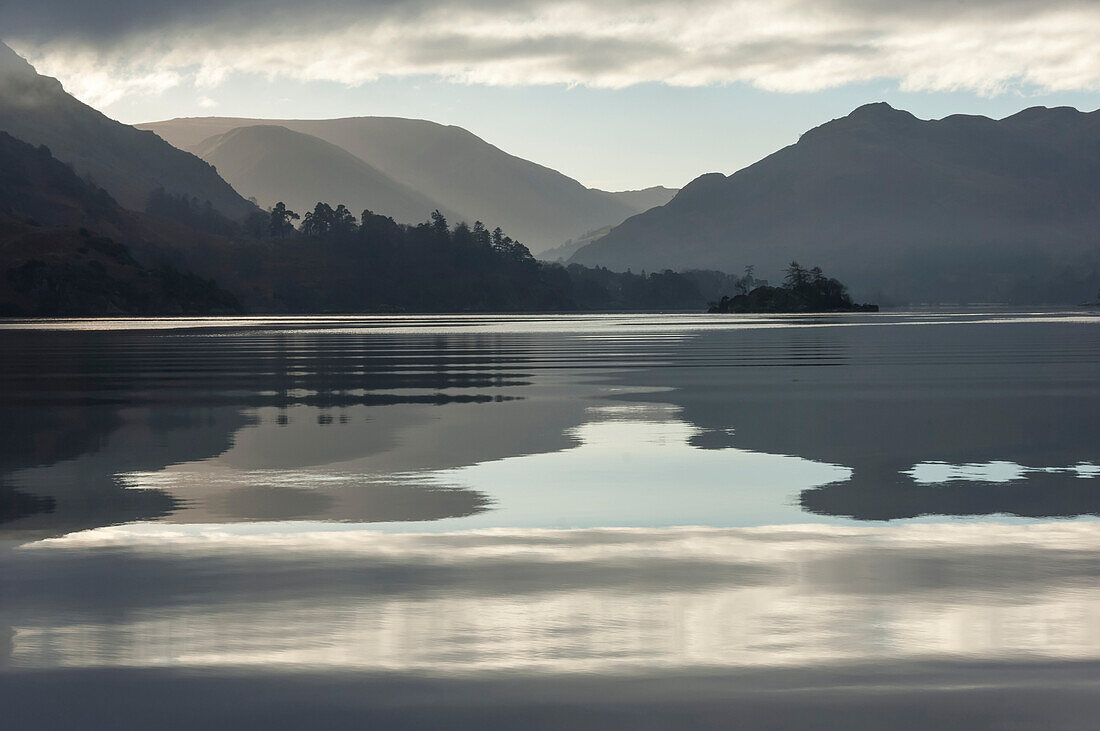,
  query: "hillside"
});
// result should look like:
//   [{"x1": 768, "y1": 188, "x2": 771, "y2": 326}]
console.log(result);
[
  {"x1": 193, "y1": 125, "x2": 455, "y2": 225},
  {"x1": 139, "y1": 116, "x2": 642, "y2": 252},
  {"x1": 0, "y1": 128, "x2": 713, "y2": 316},
  {"x1": 570, "y1": 103, "x2": 1100, "y2": 304},
  {"x1": 0, "y1": 42, "x2": 255, "y2": 220},
  {"x1": 0, "y1": 131, "x2": 241, "y2": 315}
]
